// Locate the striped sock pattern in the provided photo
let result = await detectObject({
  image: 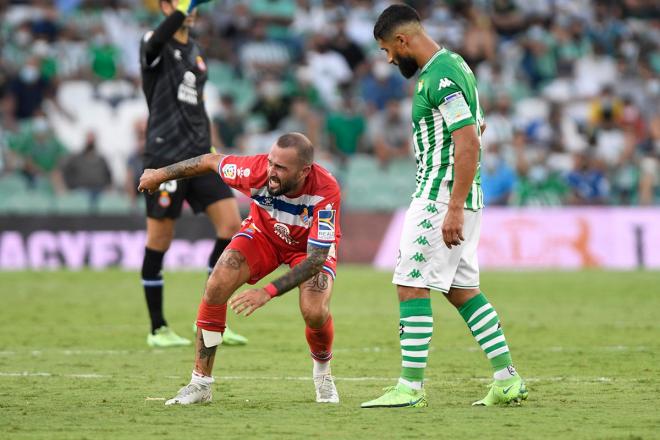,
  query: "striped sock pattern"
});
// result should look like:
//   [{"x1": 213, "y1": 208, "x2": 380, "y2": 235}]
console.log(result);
[
  {"x1": 459, "y1": 293, "x2": 513, "y2": 371},
  {"x1": 399, "y1": 298, "x2": 433, "y2": 390}
]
